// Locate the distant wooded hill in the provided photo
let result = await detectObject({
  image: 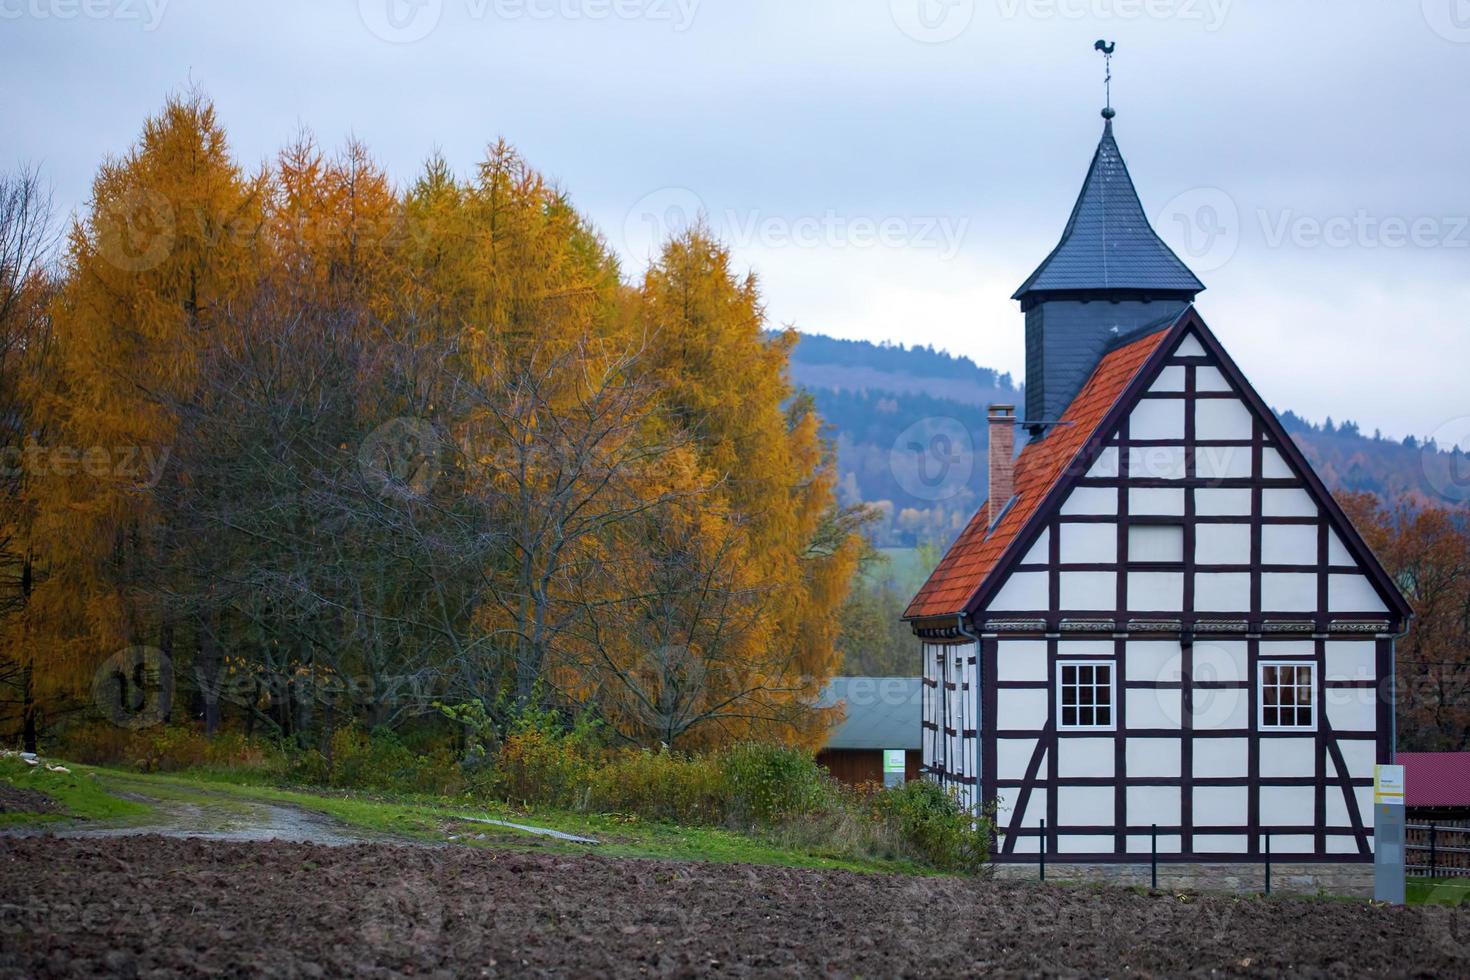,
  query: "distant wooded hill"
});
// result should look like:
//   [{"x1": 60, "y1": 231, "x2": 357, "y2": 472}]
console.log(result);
[{"x1": 788, "y1": 331, "x2": 1465, "y2": 549}]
